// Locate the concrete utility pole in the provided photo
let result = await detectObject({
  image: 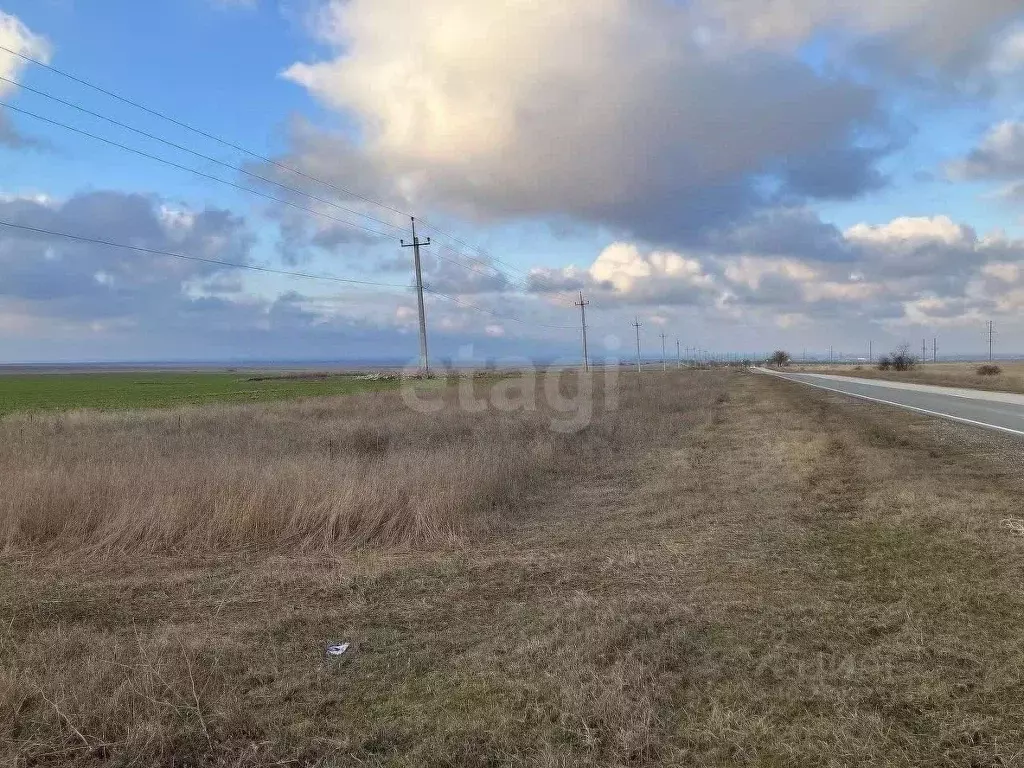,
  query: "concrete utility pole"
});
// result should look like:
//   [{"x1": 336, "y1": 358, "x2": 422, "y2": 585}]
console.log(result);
[
  {"x1": 988, "y1": 321, "x2": 996, "y2": 362},
  {"x1": 869, "y1": 340, "x2": 872, "y2": 363},
  {"x1": 401, "y1": 217, "x2": 431, "y2": 375},
  {"x1": 575, "y1": 291, "x2": 590, "y2": 372},
  {"x1": 922, "y1": 339, "x2": 927, "y2": 363},
  {"x1": 632, "y1": 317, "x2": 643, "y2": 375},
  {"x1": 677, "y1": 339, "x2": 682, "y2": 368},
  {"x1": 933, "y1": 337, "x2": 937, "y2": 363},
  {"x1": 829, "y1": 346, "x2": 834, "y2": 364},
  {"x1": 660, "y1": 332, "x2": 668, "y2": 372}
]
